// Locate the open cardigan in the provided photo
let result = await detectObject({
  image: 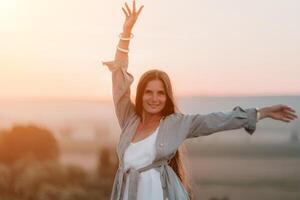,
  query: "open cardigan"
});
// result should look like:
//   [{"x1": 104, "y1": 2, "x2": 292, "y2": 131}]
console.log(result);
[{"x1": 103, "y1": 57, "x2": 258, "y2": 200}]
